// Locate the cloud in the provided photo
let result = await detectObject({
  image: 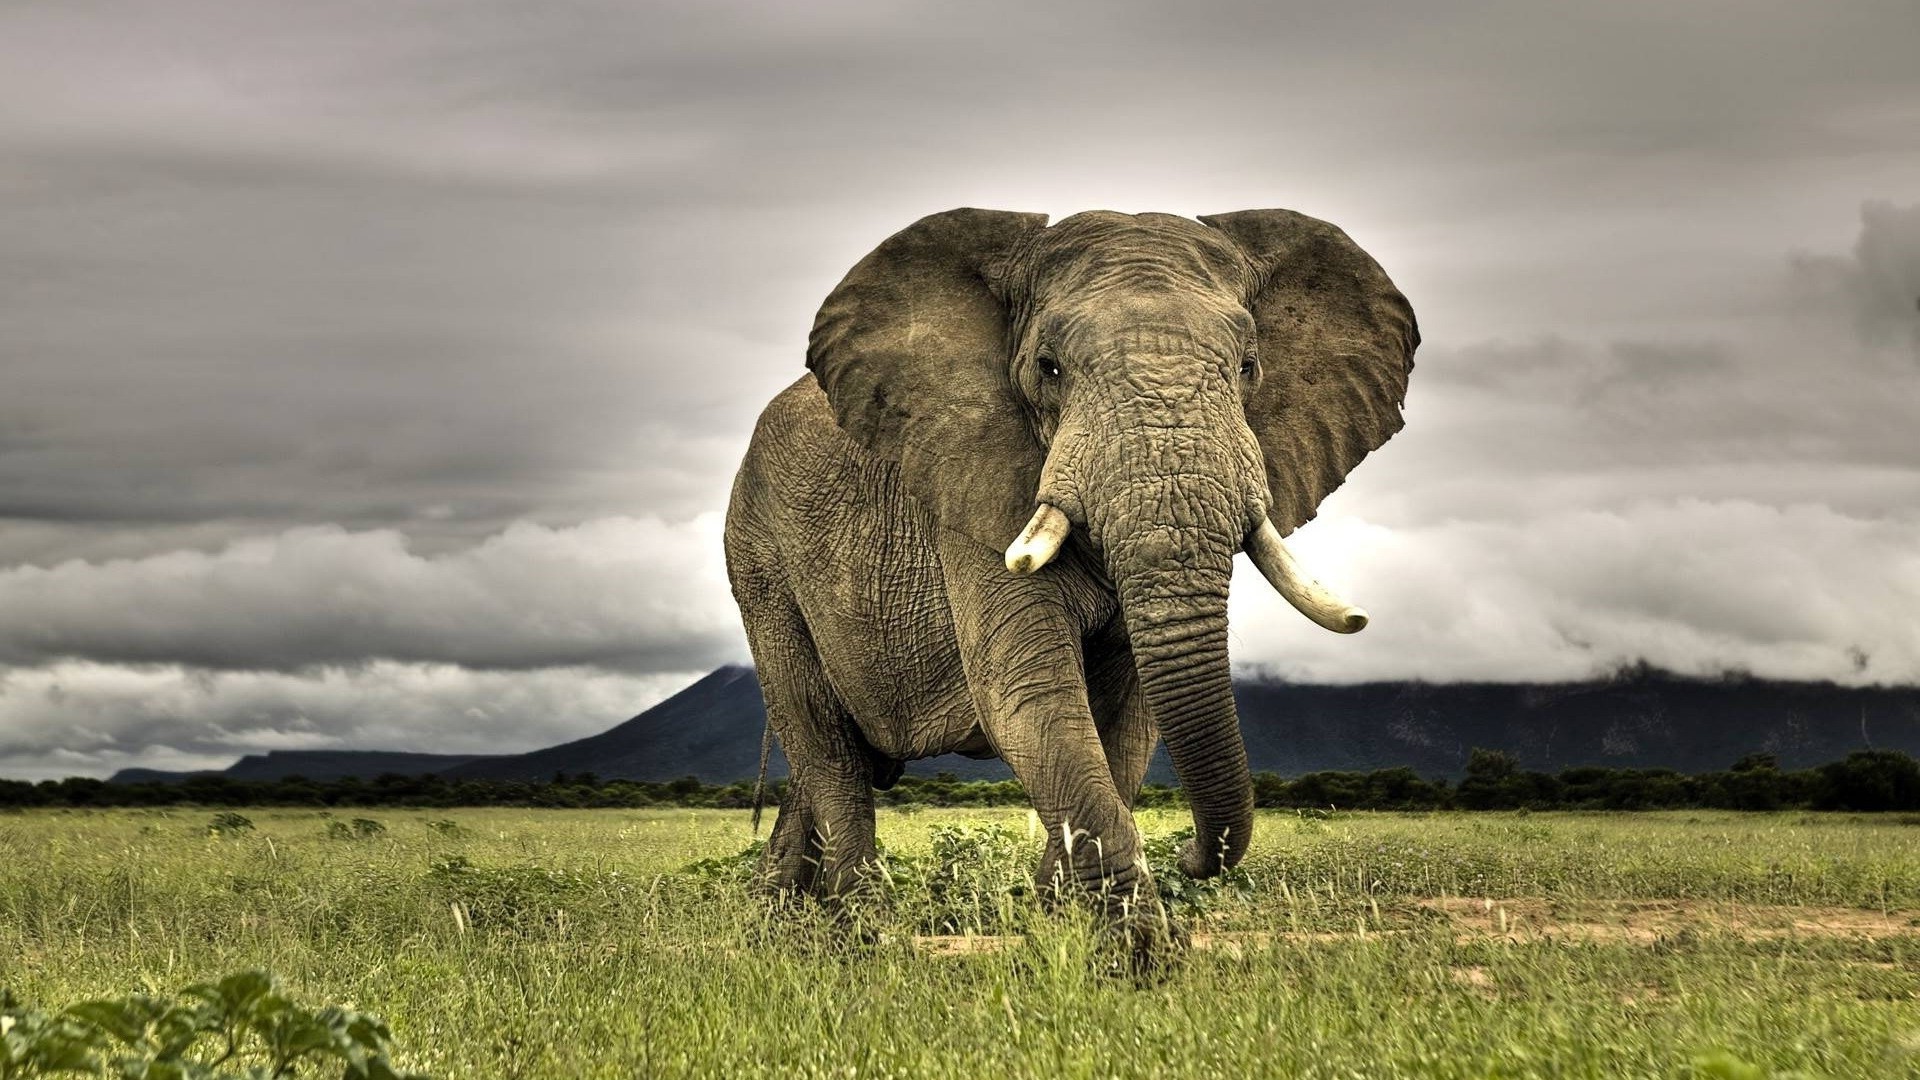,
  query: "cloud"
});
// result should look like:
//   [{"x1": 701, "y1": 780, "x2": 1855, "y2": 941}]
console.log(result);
[
  {"x1": 0, "y1": 515, "x2": 746, "y2": 672},
  {"x1": 4, "y1": 0, "x2": 1917, "y2": 558},
  {"x1": 1, "y1": 3, "x2": 1918, "y2": 776},
  {"x1": 1341, "y1": 199, "x2": 1920, "y2": 527},
  {"x1": 1234, "y1": 499, "x2": 1920, "y2": 685},
  {"x1": 1791, "y1": 199, "x2": 1920, "y2": 355},
  {"x1": 0, "y1": 661, "x2": 707, "y2": 781},
  {"x1": 1241, "y1": 200, "x2": 1920, "y2": 686}
]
